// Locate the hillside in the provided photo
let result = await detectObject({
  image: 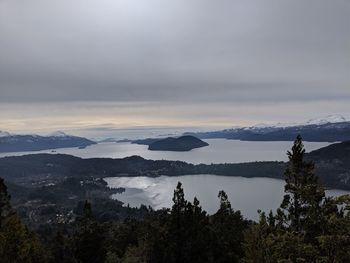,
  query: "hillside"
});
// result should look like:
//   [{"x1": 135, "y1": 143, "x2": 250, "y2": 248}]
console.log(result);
[
  {"x1": 305, "y1": 141, "x2": 350, "y2": 187},
  {"x1": 0, "y1": 131, "x2": 96, "y2": 152}
]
